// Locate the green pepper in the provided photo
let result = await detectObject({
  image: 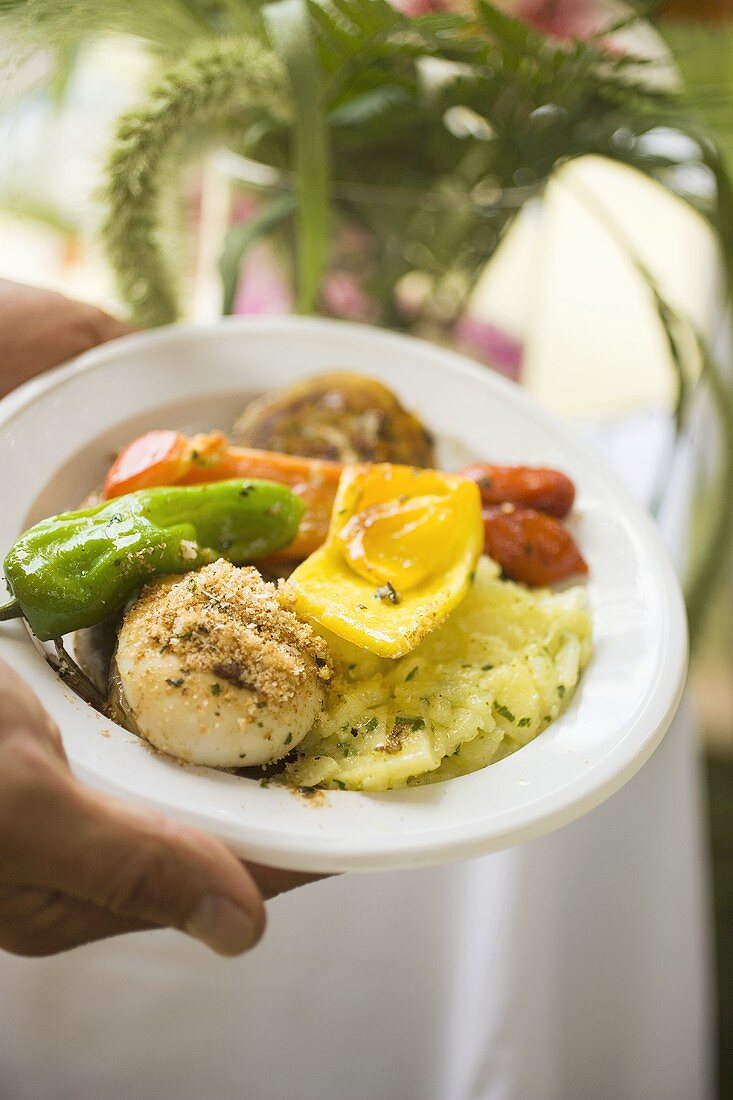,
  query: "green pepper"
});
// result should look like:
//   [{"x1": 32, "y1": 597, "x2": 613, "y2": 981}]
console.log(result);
[{"x1": 0, "y1": 479, "x2": 303, "y2": 640}]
